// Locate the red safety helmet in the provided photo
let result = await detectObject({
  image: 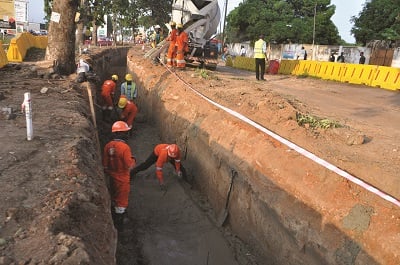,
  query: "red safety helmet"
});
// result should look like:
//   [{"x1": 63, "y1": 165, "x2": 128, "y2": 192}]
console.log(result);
[
  {"x1": 167, "y1": 144, "x2": 179, "y2": 158},
  {"x1": 112, "y1": 121, "x2": 131, "y2": 132}
]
